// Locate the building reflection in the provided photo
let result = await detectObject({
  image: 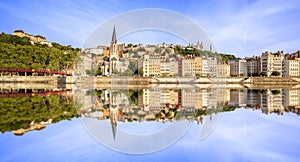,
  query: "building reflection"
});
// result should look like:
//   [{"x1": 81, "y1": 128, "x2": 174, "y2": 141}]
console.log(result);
[
  {"x1": 2, "y1": 86, "x2": 300, "y2": 136},
  {"x1": 77, "y1": 88, "x2": 300, "y2": 122},
  {"x1": 74, "y1": 87, "x2": 300, "y2": 138}
]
